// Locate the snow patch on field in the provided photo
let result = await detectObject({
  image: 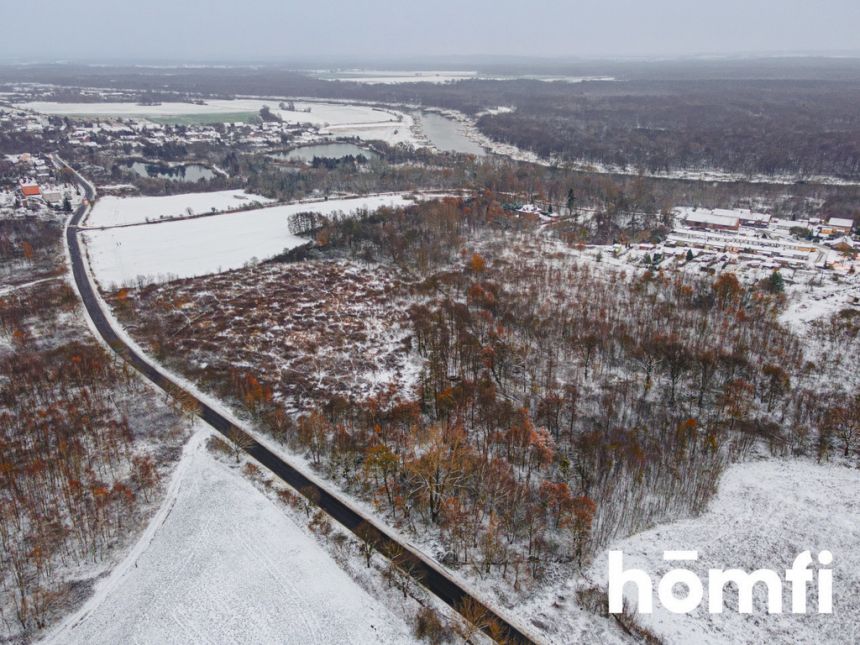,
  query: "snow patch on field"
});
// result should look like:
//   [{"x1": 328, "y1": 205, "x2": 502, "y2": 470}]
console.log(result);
[
  {"x1": 323, "y1": 118, "x2": 417, "y2": 146},
  {"x1": 86, "y1": 190, "x2": 274, "y2": 227},
  {"x1": 581, "y1": 459, "x2": 860, "y2": 645},
  {"x1": 49, "y1": 431, "x2": 414, "y2": 645},
  {"x1": 83, "y1": 194, "x2": 413, "y2": 287},
  {"x1": 314, "y1": 70, "x2": 479, "y2": 84},
  {"x1": 780, "y1": 277, "x2": 860, "y2": 330}
]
